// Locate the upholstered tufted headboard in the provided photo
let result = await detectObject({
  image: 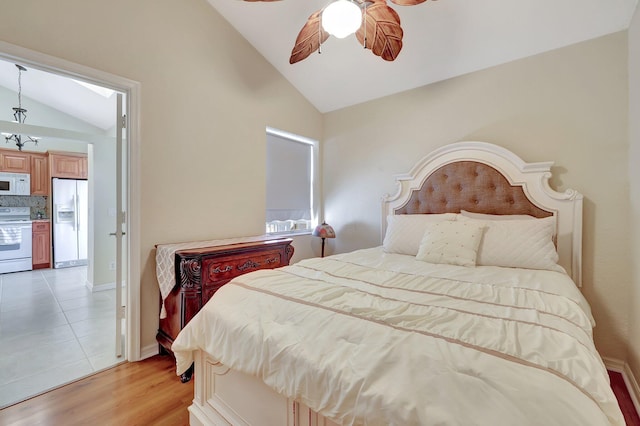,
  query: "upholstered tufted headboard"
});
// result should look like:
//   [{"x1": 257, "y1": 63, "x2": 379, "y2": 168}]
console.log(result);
[
  {"x1": 382, "y1": 142, "x2": 583, "y2": 286},
  {"x1": 394, "y1": 161, "x2": 553, "y2": 218}
]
